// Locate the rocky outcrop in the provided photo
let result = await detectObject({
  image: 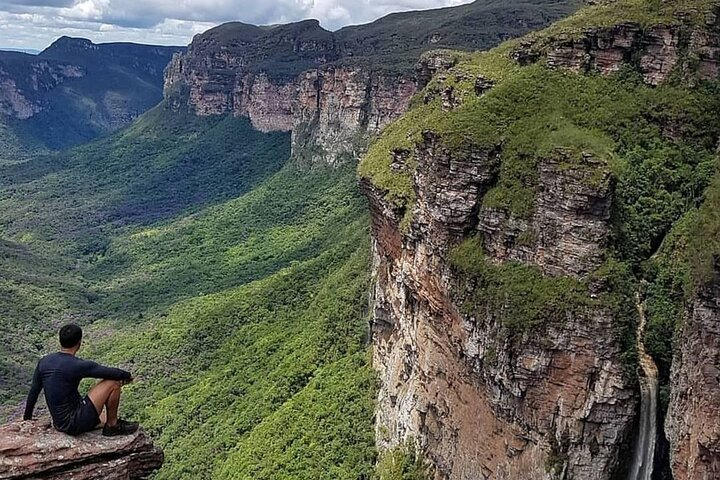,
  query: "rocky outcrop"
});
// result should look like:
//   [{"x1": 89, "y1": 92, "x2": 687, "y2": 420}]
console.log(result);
[
  {"x1": 666, "y1": 281, "x2": 720, "y2": 479},
  {"x1": 0, "y1": 421, "x2": 163, "y2": 479},
  {"x1": 479, "y1": 152, "x2": 613, "y2": 279},
  {"x1": 0, "y1": 58, "x2": 85, "y2": 119},
  {"x1": 292, "y1": 67, "x2": 417, "y2": 164},
  {"x1": 363, "y1": 133, "x2": 636, "y2": 479},
  {"x1": 540, "y1": 7, "x2": 720, "y2": 86}
]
